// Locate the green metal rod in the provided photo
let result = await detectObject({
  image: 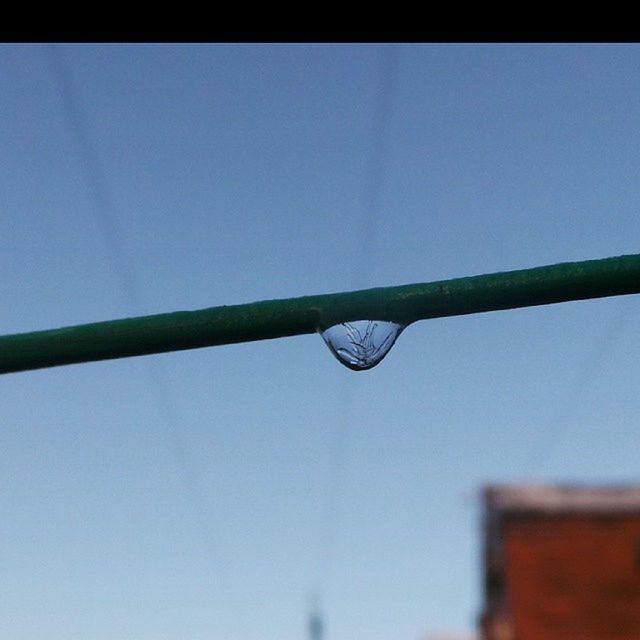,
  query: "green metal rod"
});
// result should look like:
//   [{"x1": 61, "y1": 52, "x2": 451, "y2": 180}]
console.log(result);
[{"x1": 2, "y1": 253, "x2": 640, "y2": 375}]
